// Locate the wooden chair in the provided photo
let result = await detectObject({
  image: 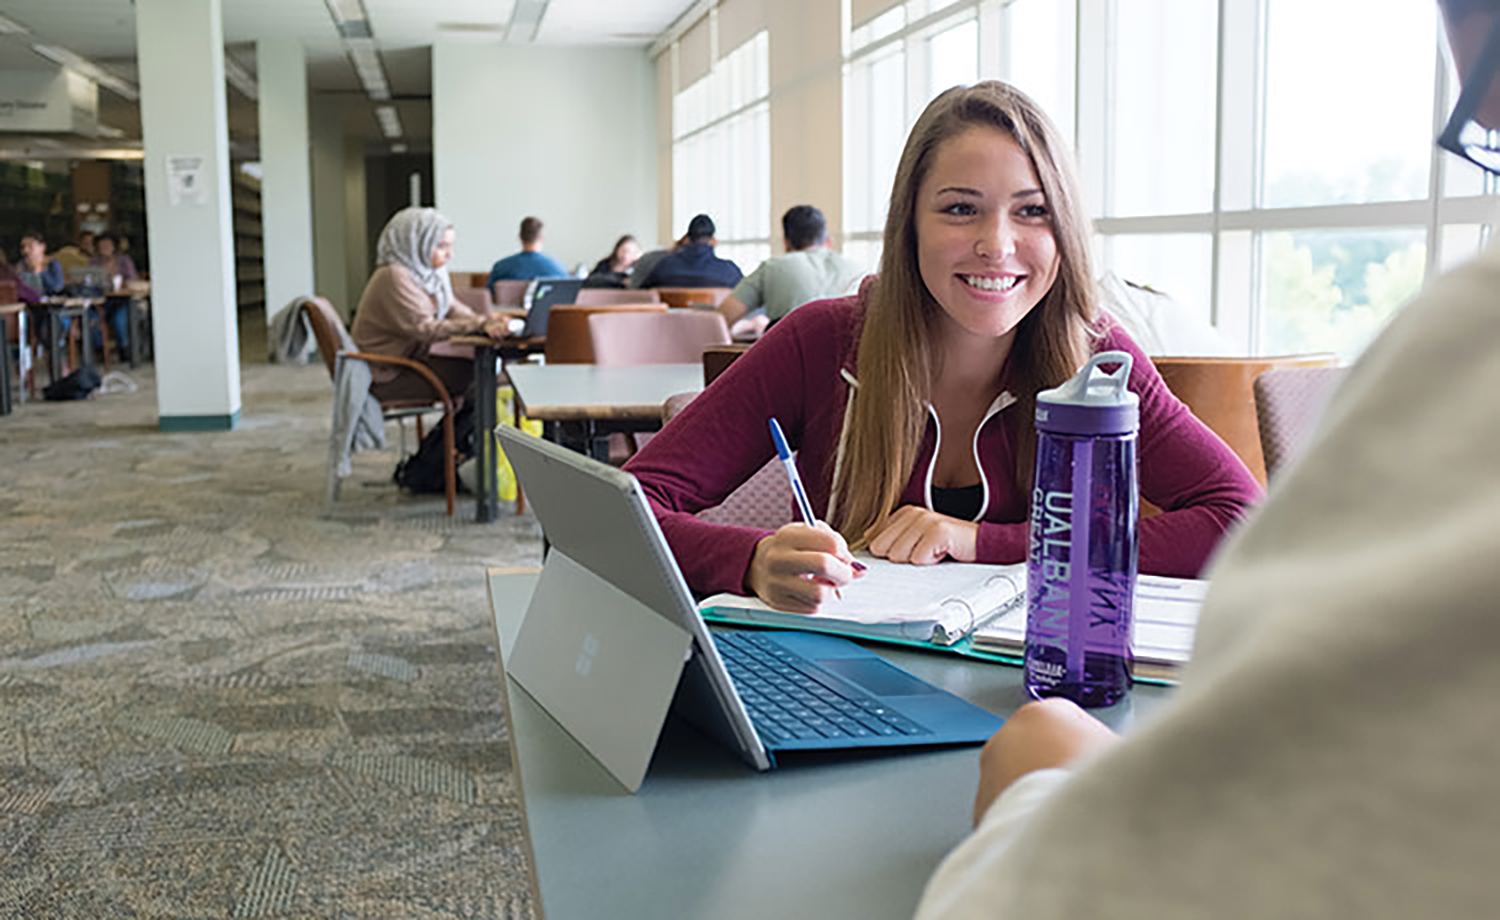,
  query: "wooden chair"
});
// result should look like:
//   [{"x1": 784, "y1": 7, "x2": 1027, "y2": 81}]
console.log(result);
[
  {"x1": 451, "y1": 271, "x2": 490, "y2": 290},
  {"x1": 575, "y1": 288, "x2": 661, "y2": 306},
  {"x1": 1254, "y1": 365, "x2": 1347, "y2": 481},
  {"x1": 661, "y1": 390, "x2": 793, "y2": 530},
  {"x1": 703, "y1": 344, "x2": 751, "y2": 385},
  {"x1": 543, "y1": 304, "x2": 667, "y2": 365},
  {"x1": 491, "y1": 279, "x2": 531, "y2": 309},
  {"x1": 589, "y1": 311, "x2": 731, "y2": 367},
  {"x1": 655, "y1": 287, "x2": 732, "y2": 310},
  {"x1": 451, "y1": 285, "x2": 494, "y2": 314},
  {"x1": 1153, "y1": 354, "x2": 1338, "y2": 486},
  {"x1": 301, "y1": 298, "x2": 460, "y2": 515}
]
